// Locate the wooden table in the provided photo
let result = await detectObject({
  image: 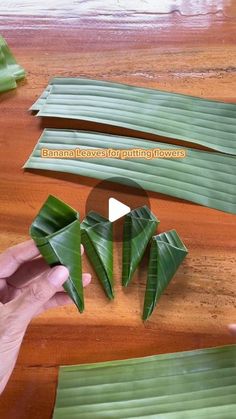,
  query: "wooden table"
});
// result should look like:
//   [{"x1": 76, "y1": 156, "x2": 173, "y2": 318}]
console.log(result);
[{"x1": 0, "y1": 1, "x2": 236, "y2": 418}]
